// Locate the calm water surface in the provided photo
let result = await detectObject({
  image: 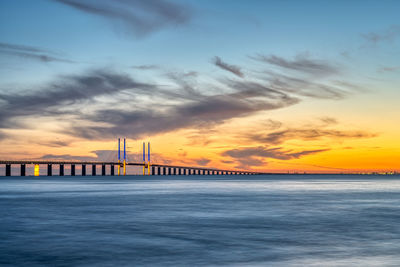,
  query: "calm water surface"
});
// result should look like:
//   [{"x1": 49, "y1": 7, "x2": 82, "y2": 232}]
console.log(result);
[{"x1": 1, "y1": 175, "x2": 400, "y2": 266}]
